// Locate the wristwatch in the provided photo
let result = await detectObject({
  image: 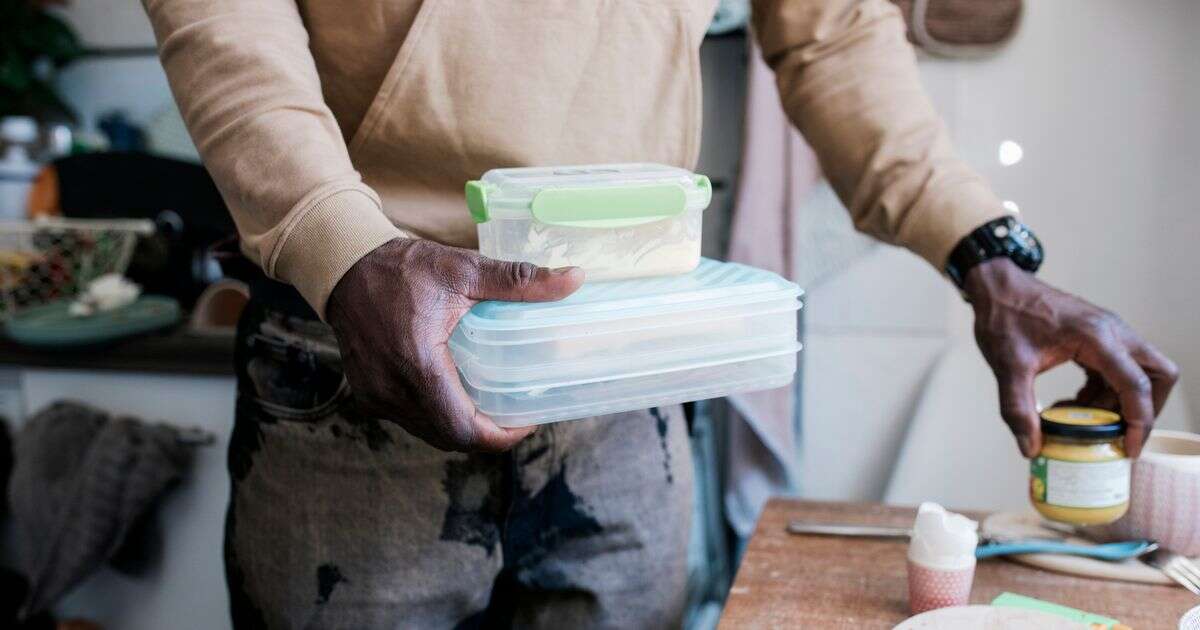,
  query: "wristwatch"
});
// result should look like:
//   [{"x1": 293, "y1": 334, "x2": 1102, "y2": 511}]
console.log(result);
[{"x1": 944, "y1": 216, "x2": 1044, "y2": 289}]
